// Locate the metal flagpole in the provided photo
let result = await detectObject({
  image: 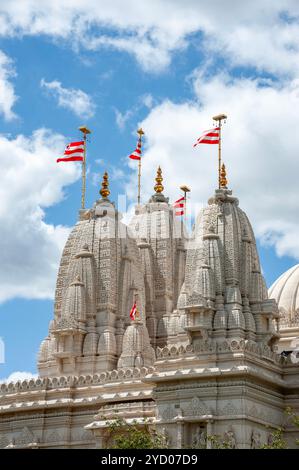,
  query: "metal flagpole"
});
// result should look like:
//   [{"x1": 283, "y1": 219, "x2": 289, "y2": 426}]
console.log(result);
[
  {"x1": 79, "y1": 125, "x2": 91, "y2": 209},
  {"x1": 212, "y1": 114, "x2": 227, "y2": 189},
  {"x1": 134, "y1": 292, "x2": 140, "y2": 320},
  {"x1": 180, "y1": 185, "x2": 191, "y2": 225},
  {"x1": 137, "y1": 128, "x2": 144, "y2": 205}
]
